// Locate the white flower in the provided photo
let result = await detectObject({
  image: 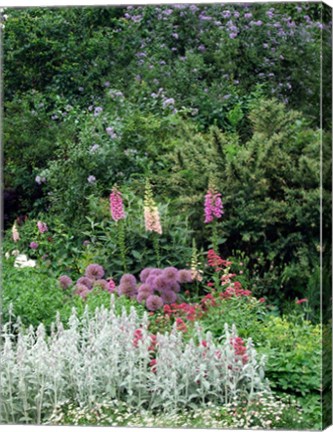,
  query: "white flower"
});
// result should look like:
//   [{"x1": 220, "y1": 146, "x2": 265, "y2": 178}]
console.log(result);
[{"x1": 14, "y1": 254, "x2": 36, "y2": 268}]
